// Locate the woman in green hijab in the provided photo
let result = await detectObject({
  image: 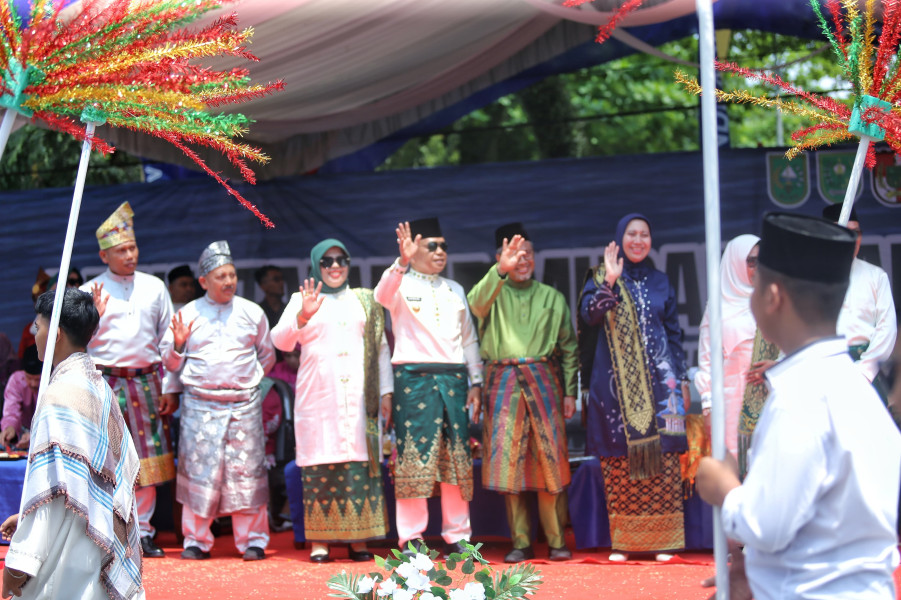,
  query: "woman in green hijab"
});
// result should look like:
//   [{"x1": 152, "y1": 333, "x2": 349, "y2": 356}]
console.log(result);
[{"x1": 270, "y1": 239, "x2": 393, "y2": 563}]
